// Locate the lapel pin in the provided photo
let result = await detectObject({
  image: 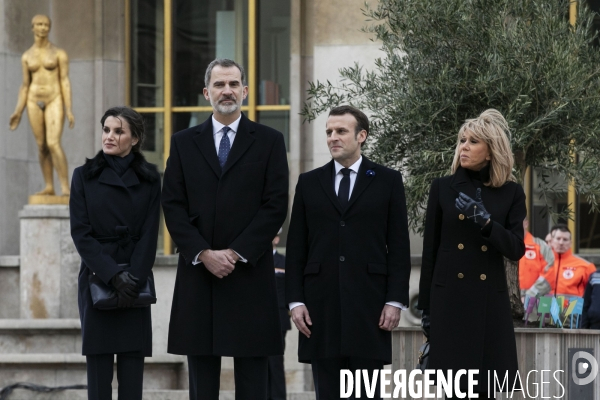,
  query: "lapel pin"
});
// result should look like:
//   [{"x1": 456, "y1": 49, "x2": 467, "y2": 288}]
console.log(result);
[{"x1": 366, "y1": 169, "x2": 375, "y2": 177}]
